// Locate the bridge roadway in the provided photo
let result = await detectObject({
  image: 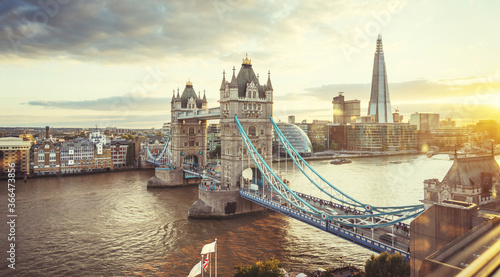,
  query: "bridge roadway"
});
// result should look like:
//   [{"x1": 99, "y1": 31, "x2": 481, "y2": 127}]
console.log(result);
[
  {"x1": 238, "y1": 185, "x2": 411, "y2": 261},
  {"x1": 182, "y1": 165, "x2": 221, "y2": 182}
]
